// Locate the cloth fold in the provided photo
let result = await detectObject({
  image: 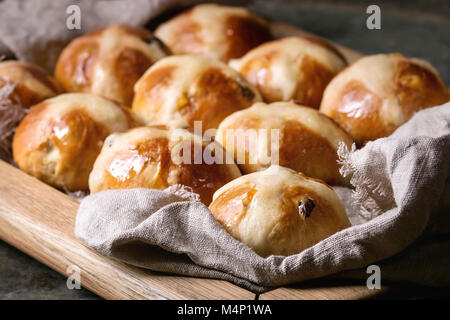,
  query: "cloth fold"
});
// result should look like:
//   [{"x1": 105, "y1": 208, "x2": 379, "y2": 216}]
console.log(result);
[{"x1": 75, "y1": 104, "x2": 450, "y2": 293}]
